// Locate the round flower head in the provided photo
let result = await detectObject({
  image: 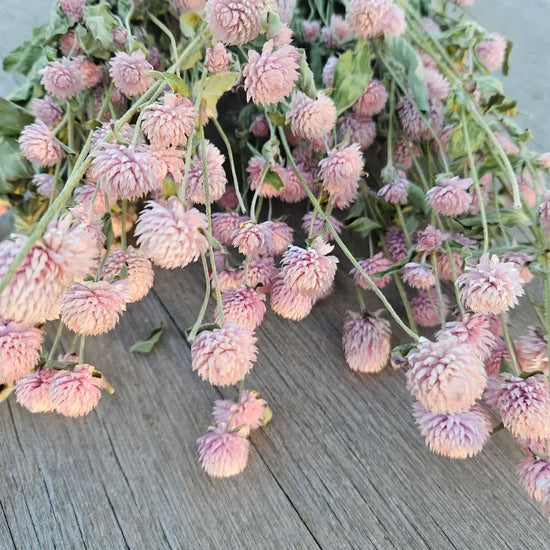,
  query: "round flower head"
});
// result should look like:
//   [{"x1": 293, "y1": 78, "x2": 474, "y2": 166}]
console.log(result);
[
  {"x1": 342, "y1": 312, "x2": 391, "y2": 373},
  {"x1": 503, "y1": 251, "x2": 533, "y2": 285},
  {"x1": 280, "y1": 237, "x2": 338, "y2": 298},
  {"x1": 483, "y1": 338, "x2": 508, "y2": 375},
  {"x1": 197, "y1": 425, "x2": 249, "y2": 478},
  {"x1": 392, "y1": 138, "x2": 419, "y2": 170},
  {"x1": 413, "y1": 402, "x2": 492, "y2": 459},
  {"x1": 270, "y1": 276, "x2": 313, "y2": 320},
  {"x1": 402, "y1": 262, "x2": 436, "y2": 290},
  {"x1": 40, "y1": 59, "x2": 82, "y2": 100},
  {"x1": 15, "y1": 368, "x2": 57, "y2": 413},
  {"x1": 515, "y1": 327, "x2": 548, "y2": 374},
  {"x1": 319, "y1": 144, "x2": 364, "y2": 209},
  {"x1": 205, "y1": 43, "x2": 232, "y2": 72},
  {"x1": 322, "y1": 56, "x2": 338, "y2": 88},
  {"x1": 353, "y1": 79, "x2": 388, "y2": 117},
  {"x1": 302, "y1": 21, "x2": 320, "y2": 42},
  {"x1": 397, "y1": 97, "x2": 444, "y2": 141},
  {"x1": 19, "y1": 121, "x2": 64, "y2": 167},
  {"x1": 477, "y1": 34, "x2": 507, "y2": 72},
  {"x1": 111, "y1": 27, "x2": 128, "y2": 48},
  {"x1": 271, "y1": 23, "x2": 293, "y2": 46},
  {"x1": 60, "y1": 0, "x2": 84, "y2": 20},
  {"x1": 346, "y1": 0, "x2": 392, "y2": 39},
  {"x1": 243, "y1": 40, "x2": 299, "y2": 106},
  {"x1": 191, "y1": 321, "x2": 257, "y2": 386},
  {"x1": 517, "y1": 456, "x2": 550, "y2": 502},
  {"x1": 0, "y1": 318, "x2": 43, "y2": 385},
  {"x1": 381, "y1": 4, "x2": 406, "y2": 36},
  {"x1": 247, "y1": 156, "x2": 280, "y2": 199},
  {"x1": 278, "y1": 166, "x2": 308, "y2": 203},
  {"x1": 49, "y1": 364, "x2": 105, "y2": 417},
  {"x1": 90, "y1": 120, "x2": 135, "y2": 150},
  {"x1": 301, "y1": 212, "x2": 343, "y2": 242},
  {"x1": 206, "y1": 0, "x2": 267, "y2": 45},
  {"x1": 457, "y1": 253, "x2": 525, "y2": 315},
  {"x1": 437, "y1": 314, "x2": 496, "y2": 361},
  {"x1": 350, "y1": 252, "x2": 392, "y2": 290},
  {"x1": 109, "y1": 51, "x2": 154, "y2": 97},
  {"x1": 213, "y1": 389, "x2": 268, "y2": 435},
  {"x1": 33, "y1": 174, "x2": 57, "y2": 198},
  {"x1": 142, "y1": 93, "x2": 197, "y2": 148},
  {"x1": 211, "y1": 212, "x2": 248, "y2": 245},
  {"x1": 215, "y1": 287, "x2": 266, "y2": 330},
  {"x1": 74, "y1": 59, "x2": 104, "y2": 89},
  {"x1": 425, "y1": 67, "x2": 451, "y2": 100},
  {"x1": 263, "y1": 220, "x2": 293, "y2": 256},
  {"x1": 427, "y1": 176, "x2": 473, "y2": 216},
  {"x1": 245, "y1": 258, "x2": 278, "y2": 293},
  {"x1": 61, "y1": 280, "x2": 128, "y2": 336},
  {"x1": 386, "y1": 226, "x2": 408, "y2": 262},
  {"x1": 250, "y1": 115, "x2": 269, "y2": 137},
  {"x1": 232, "y1": 221, "x2": 272, "y2": 258},
  {"x1": 321, "y1": 14, "x2": 351, "y2": 48},
  {"x1": 406, "y1": 339, "x2": 487, "y2": 413},
  {"x1": 215, "y1": 268, "x2": 242, "y2": 293},
  {"x1": 337, "y1": 114, "x2": 376, "y2": 150},
  {"x1": 31, "y1": 96, "x2": 63, "y2": 128},
  {"x1": 540, "y1": 192, "x2": 550, "y2": 238},
  {"x1": 289, "y1": 92, "x2": 337, "y2": 141},
  {"x1": 58, "y1": 29, "x2": 83, "y2": 56},
  {"x1": 377, "y1": 172, "x2": 409, "y2": 204},
  {"x1": 435, "y1": 250, "x2": 463, "y2": 281},
  {"x1": 142, "y1": 143, "x2": 185, "y2": 185},
  {"x1": 101, "y1": 246, "x2": 154, "y2": 303},
  {"x1": 416, "y1": 225, "x2": 447, "y2": 253},
  {"x1": 186, "y1": 141, "x2": 227, "y2": 204},
  {"x1": 173, "y1": 0, "x2": 206, "y2": 12},
  {"x1": 135, "y1": 198, "x2": 208, "y2": 269}
]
